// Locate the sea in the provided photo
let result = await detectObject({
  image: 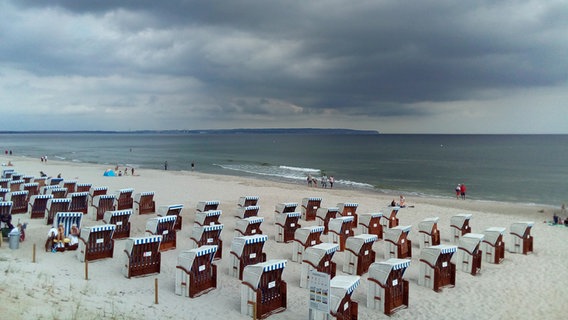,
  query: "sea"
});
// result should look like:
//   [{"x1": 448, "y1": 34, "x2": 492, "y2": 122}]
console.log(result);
[{"x1": 1, "y1": 133, "x2": 566, "y2": 207}]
